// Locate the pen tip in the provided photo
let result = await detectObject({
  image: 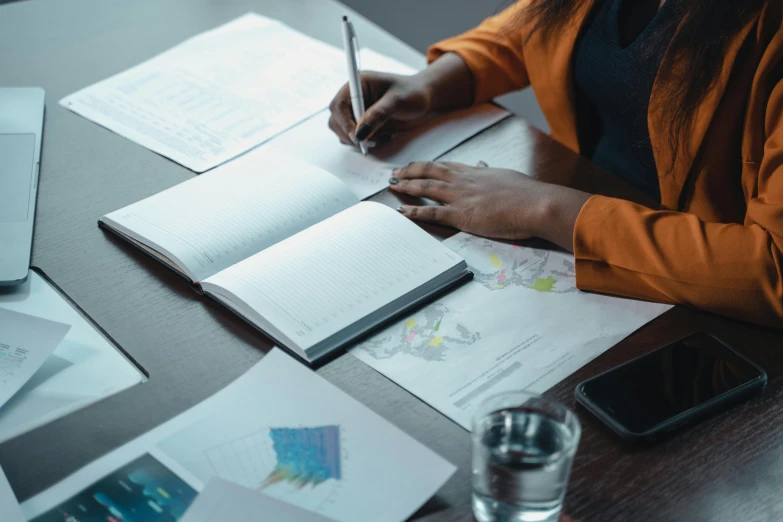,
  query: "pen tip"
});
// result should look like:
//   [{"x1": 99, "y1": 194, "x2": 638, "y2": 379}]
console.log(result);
[{"x1": 343, "y1": 15, "x2": 348, "y2": 21}]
